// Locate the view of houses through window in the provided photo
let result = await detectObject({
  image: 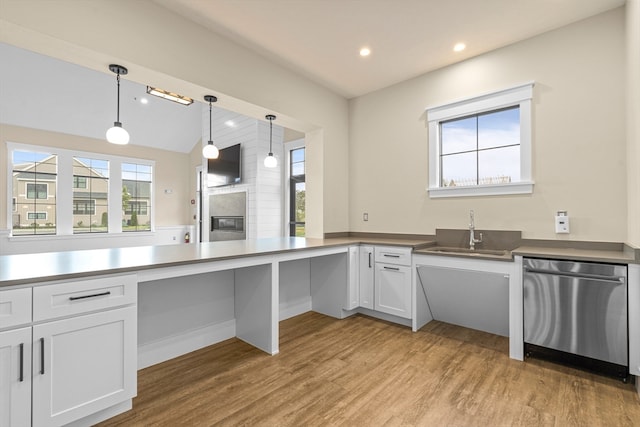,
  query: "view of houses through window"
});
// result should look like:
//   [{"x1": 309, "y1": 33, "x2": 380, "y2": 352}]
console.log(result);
[
  {"x1": 12, "y1": 150, "x2": 57, "y2": 235},
  {"x1": 122, "y1": 162, "x2": 152, "y2": 232},
  {"x1": 289, "y1": 147, "x2": 305, "y2": 237},
  {"x1": 10, "y1": 146, "x2": 153, "y2": 236},
  {"x1": 73, "y1": 156, "x2": 109, "y2": 233}
]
